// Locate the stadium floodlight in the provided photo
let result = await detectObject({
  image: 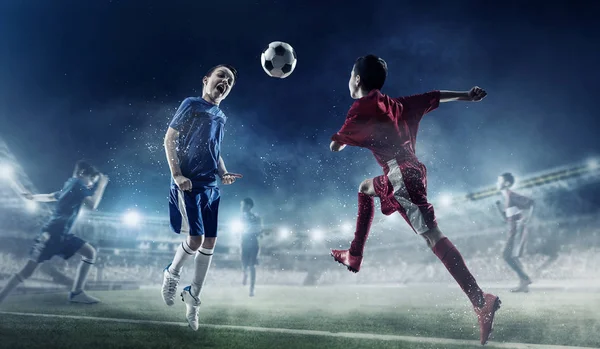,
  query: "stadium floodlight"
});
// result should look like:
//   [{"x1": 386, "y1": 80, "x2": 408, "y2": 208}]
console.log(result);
[
  {"x1": 231, "y1": 219, "x2": 245, "y2": 233},
  {"x1": 0, "y1": 163, "x2": 13, "y2": 180},
  {"x1": 439, "y1": 193, "x2": 453, "y2": 208},
  {"x1": 586, "y1": 158, "x2": 599, "y2": 171},
  {"x1": 341, "y1": 222, "x2": 353, "y2": 233},
  {"x1": 278, "y1": 227, "x2": 291, "y2": 240},
  {"x1": 123, "y1": 210, "x2": 141, "y2": 227},
  {"x1": 25, "y1": 200, "x2": 37, "y2": 212},
  {"x1": 310, "y1": 228, "x2": 324, "y2": 242}
]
